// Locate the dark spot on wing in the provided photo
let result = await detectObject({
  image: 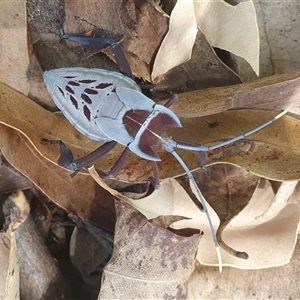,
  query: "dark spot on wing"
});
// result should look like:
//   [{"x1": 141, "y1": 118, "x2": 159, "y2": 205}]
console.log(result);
[
  {"x1": 66, "y1": 85, "x2": 75, "y2": 94},
  {"x1": 83, "y1": 105, "x2": 91, "y2": 121},
  {"x1": 95, "y1": 83, "x2": 113, "y2": 89},
  {"x1": 69, "y1": 95, "x2": 78, "y2": 109},
  {"x1": 79, "y1": 79, "x2": 96, "y2": 84},
  {"x1": 68, "y1": 81, "x2": 80, "y2": 86},
  {"x1": 58, "y1": 86, "x2": 64, "y2": 96},
  {"x1": 63, "y1": 76, "x2": 76, "y2": 79},
  {"x1": 84, "y1": 88, "x2": 98, "y2": 95},
  {"x1": 81, "y1": 94, "x2": 92, "y2": 104}
]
